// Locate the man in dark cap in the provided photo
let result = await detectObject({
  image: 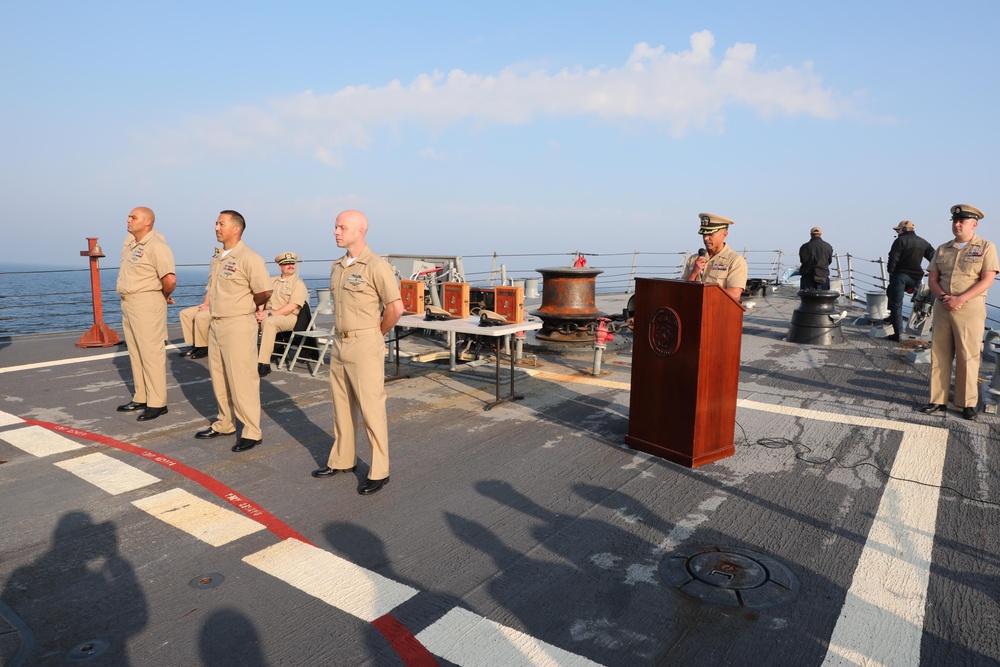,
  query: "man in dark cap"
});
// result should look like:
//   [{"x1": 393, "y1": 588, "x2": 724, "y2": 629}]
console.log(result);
[
  {"x1": 682, "y1": 213, "x2": 748, "y2": 301},
  {"x1": 920, "y1": 204, "x2": 998, "y2": 420},
  {"x1": 885, "y1": 220, "x2": 935, "y2": 342},
  {"x1": 798, "y1": 227, "x2": 834, "y2": 290}
]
